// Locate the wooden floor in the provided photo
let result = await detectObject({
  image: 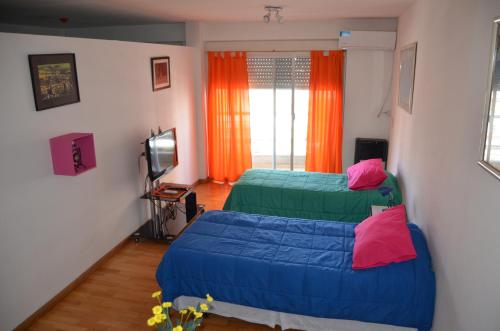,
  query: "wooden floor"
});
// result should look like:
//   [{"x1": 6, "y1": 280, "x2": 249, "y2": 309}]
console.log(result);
[{"x1": 29, "y1": 181, "x2": 282, "y2": 331}]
